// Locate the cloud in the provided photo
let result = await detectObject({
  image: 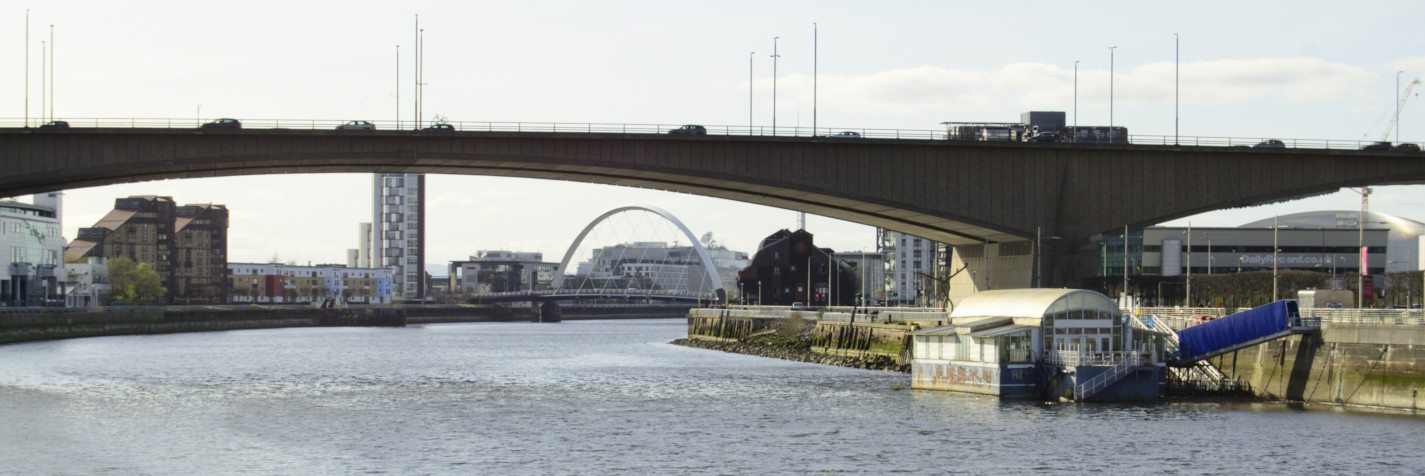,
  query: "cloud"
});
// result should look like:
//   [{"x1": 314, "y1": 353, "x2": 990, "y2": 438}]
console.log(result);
[{"x1": 1387, "y1": 56, "x2": 1425, "y2": 73}]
